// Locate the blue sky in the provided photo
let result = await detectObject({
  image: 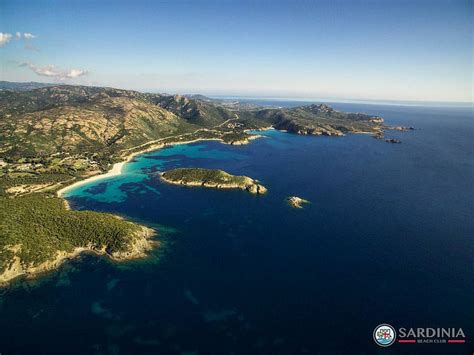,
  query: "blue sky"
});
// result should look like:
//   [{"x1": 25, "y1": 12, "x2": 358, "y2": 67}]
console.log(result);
[{"x1": 1, "y1": 0, "x2": 472, "y2": 101}]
